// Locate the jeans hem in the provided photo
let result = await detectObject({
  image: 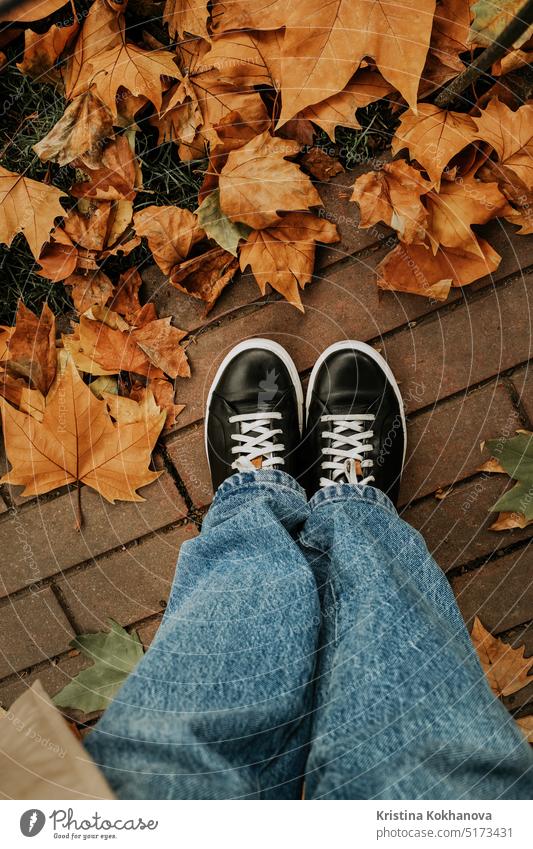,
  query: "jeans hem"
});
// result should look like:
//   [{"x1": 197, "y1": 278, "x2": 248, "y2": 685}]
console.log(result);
[
  {"x1": 308, "y1": 483, "x2": 398, "y2": 516},
  {"x1": 213, "y1": 469, "x2": 307, "y2": 503}
]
